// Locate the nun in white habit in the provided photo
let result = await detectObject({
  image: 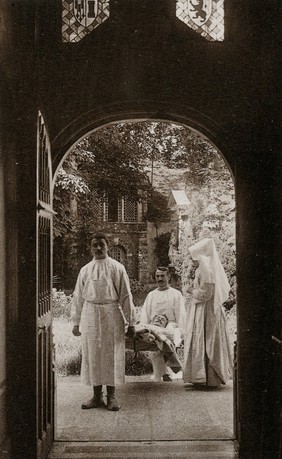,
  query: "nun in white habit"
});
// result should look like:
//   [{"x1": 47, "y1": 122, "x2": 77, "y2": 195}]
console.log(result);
[{"x1": 183, "y1": 238, "x2": 233, "y2": 387}]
